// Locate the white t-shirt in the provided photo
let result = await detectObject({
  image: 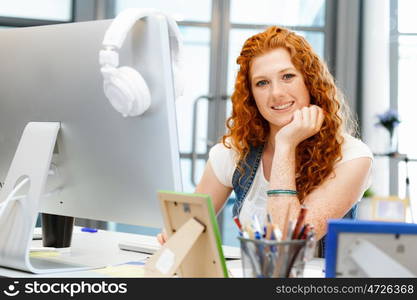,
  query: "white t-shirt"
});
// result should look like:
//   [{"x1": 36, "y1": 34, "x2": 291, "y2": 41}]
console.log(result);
[{"x1": 208, "y1": 134, "x2": 373, "y2": 227}]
